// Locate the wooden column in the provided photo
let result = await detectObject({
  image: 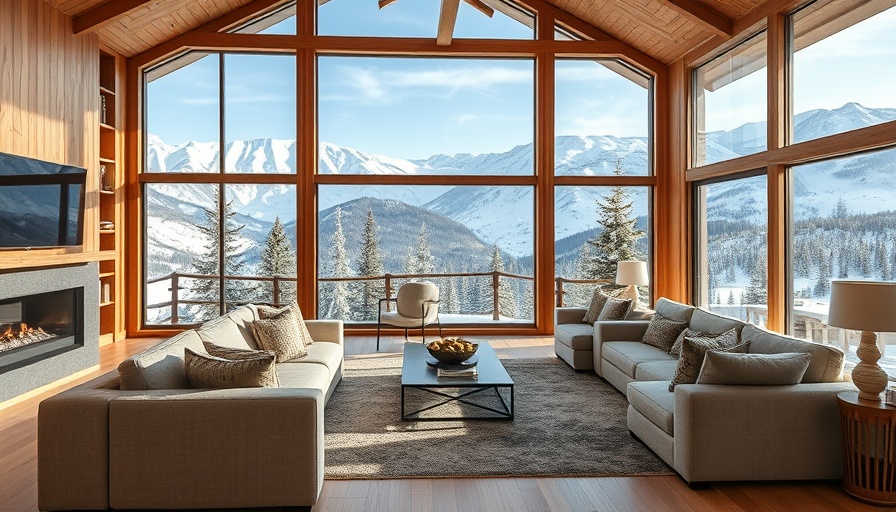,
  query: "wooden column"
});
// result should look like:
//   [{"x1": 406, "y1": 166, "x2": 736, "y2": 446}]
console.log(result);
[
  {"x1": 766, "y1": 13, "x2": 787, "y2": 332},
  {"x1": 534, "y1": 5, "x2": 555, "y2": 333},
  {"x1": 298, "y1": 0, "x2": 318, "y2": 318}
]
